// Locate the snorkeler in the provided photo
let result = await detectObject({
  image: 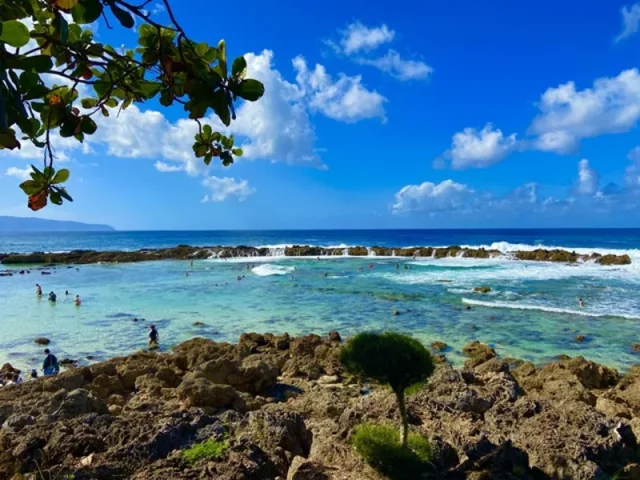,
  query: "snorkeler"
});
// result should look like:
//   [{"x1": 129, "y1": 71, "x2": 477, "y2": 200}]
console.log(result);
[
  {"x1": 36, "y1": 284, "x2": 42, "y2": 296},
  {"x1": 74, "y1": 295, "x2": 82, "y2": 306}
]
